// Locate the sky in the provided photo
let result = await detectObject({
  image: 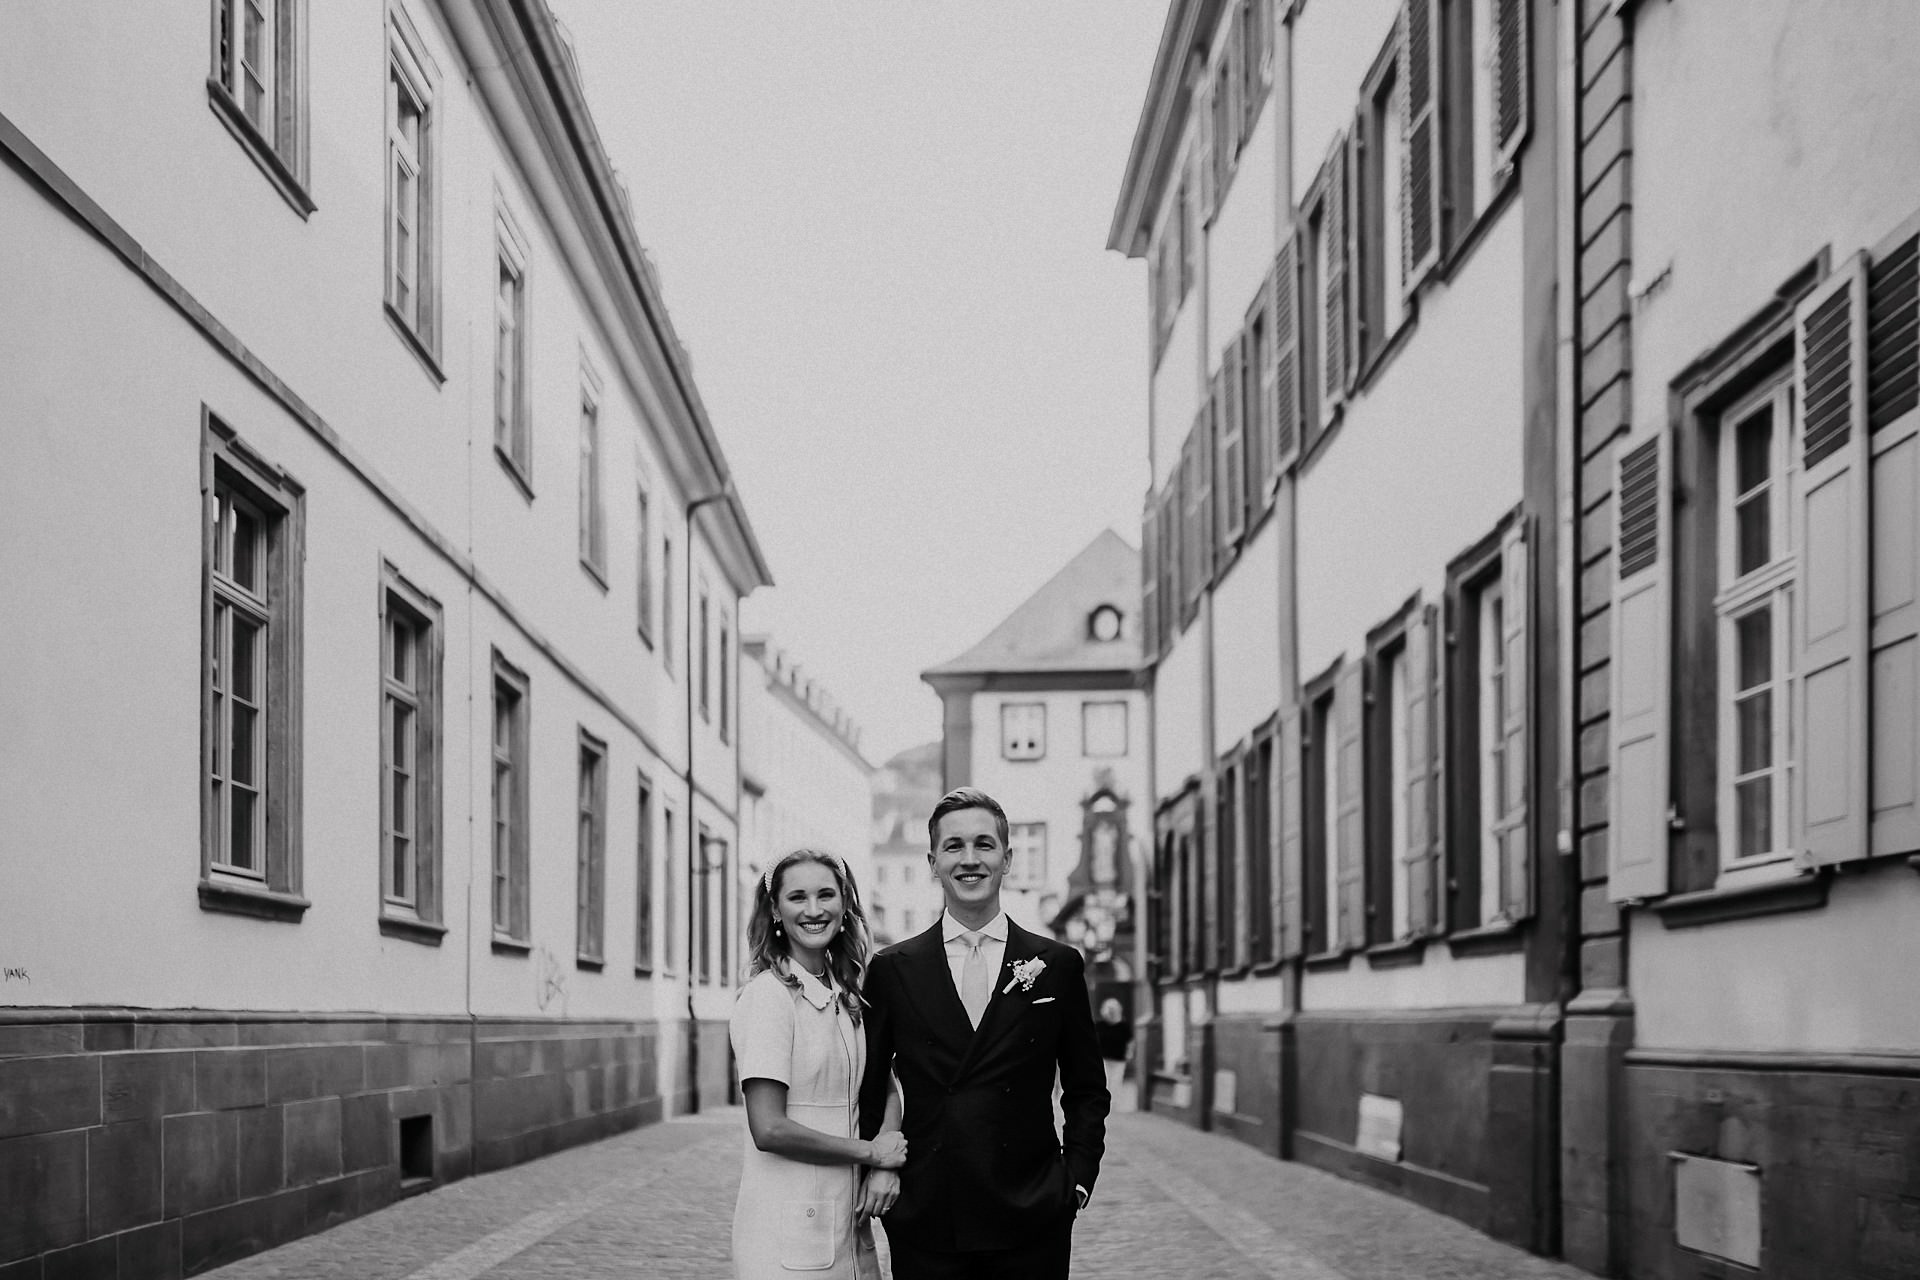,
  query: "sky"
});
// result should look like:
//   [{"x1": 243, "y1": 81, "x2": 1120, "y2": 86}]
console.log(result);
[{"x1": 547, "y1": 1, "x2": 1169, "y2": 766}]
